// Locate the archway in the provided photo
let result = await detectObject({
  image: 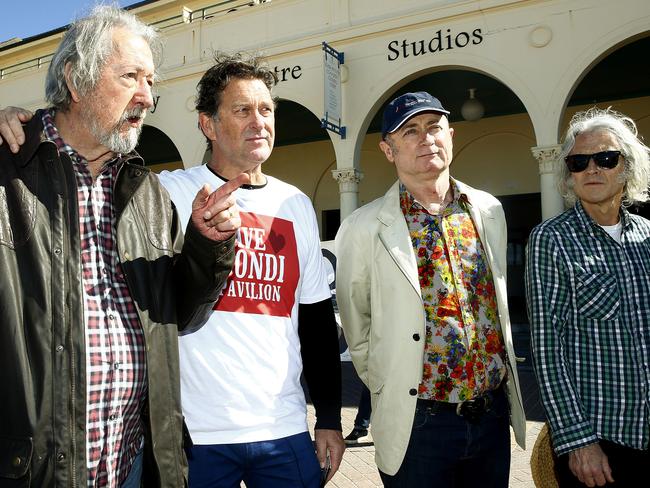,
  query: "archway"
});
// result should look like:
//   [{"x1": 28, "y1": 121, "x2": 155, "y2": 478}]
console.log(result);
[
  {"x1": 560, "y1": 35, "x2": 650, "y2": 217},
  {"x1": 359, "y1": 68, "x2": 539, "y2": 323},
  {"x1": 263, "y1": 98, "x2": 338, "y2": 240},
  {"x1": 135, "y1": 125, "x2": 183, "y2": 173}
]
